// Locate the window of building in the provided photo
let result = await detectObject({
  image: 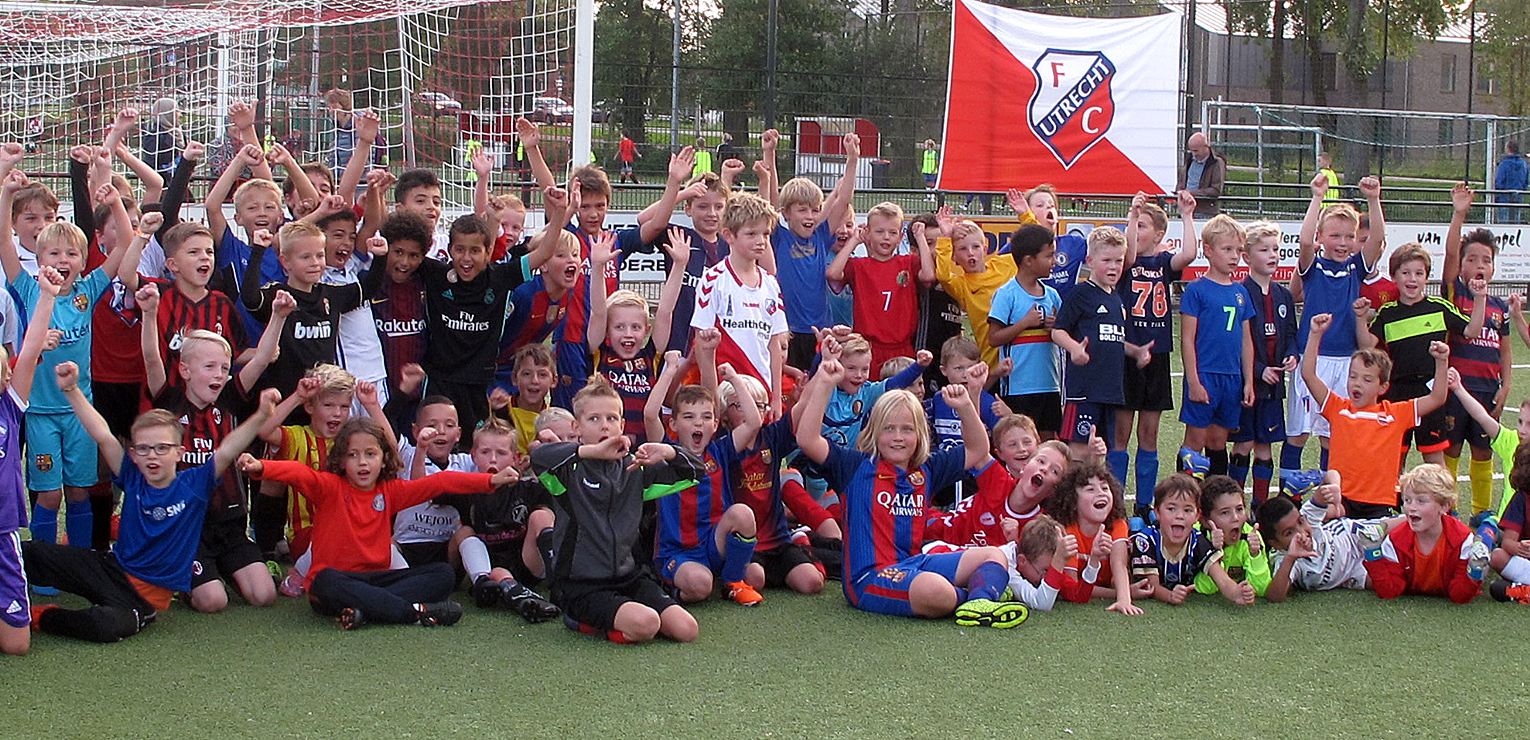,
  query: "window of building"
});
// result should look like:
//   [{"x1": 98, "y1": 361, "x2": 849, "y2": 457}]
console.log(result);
[{"x1": 1442, "y1": 54, "x2": 1456, "y2": 93}]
